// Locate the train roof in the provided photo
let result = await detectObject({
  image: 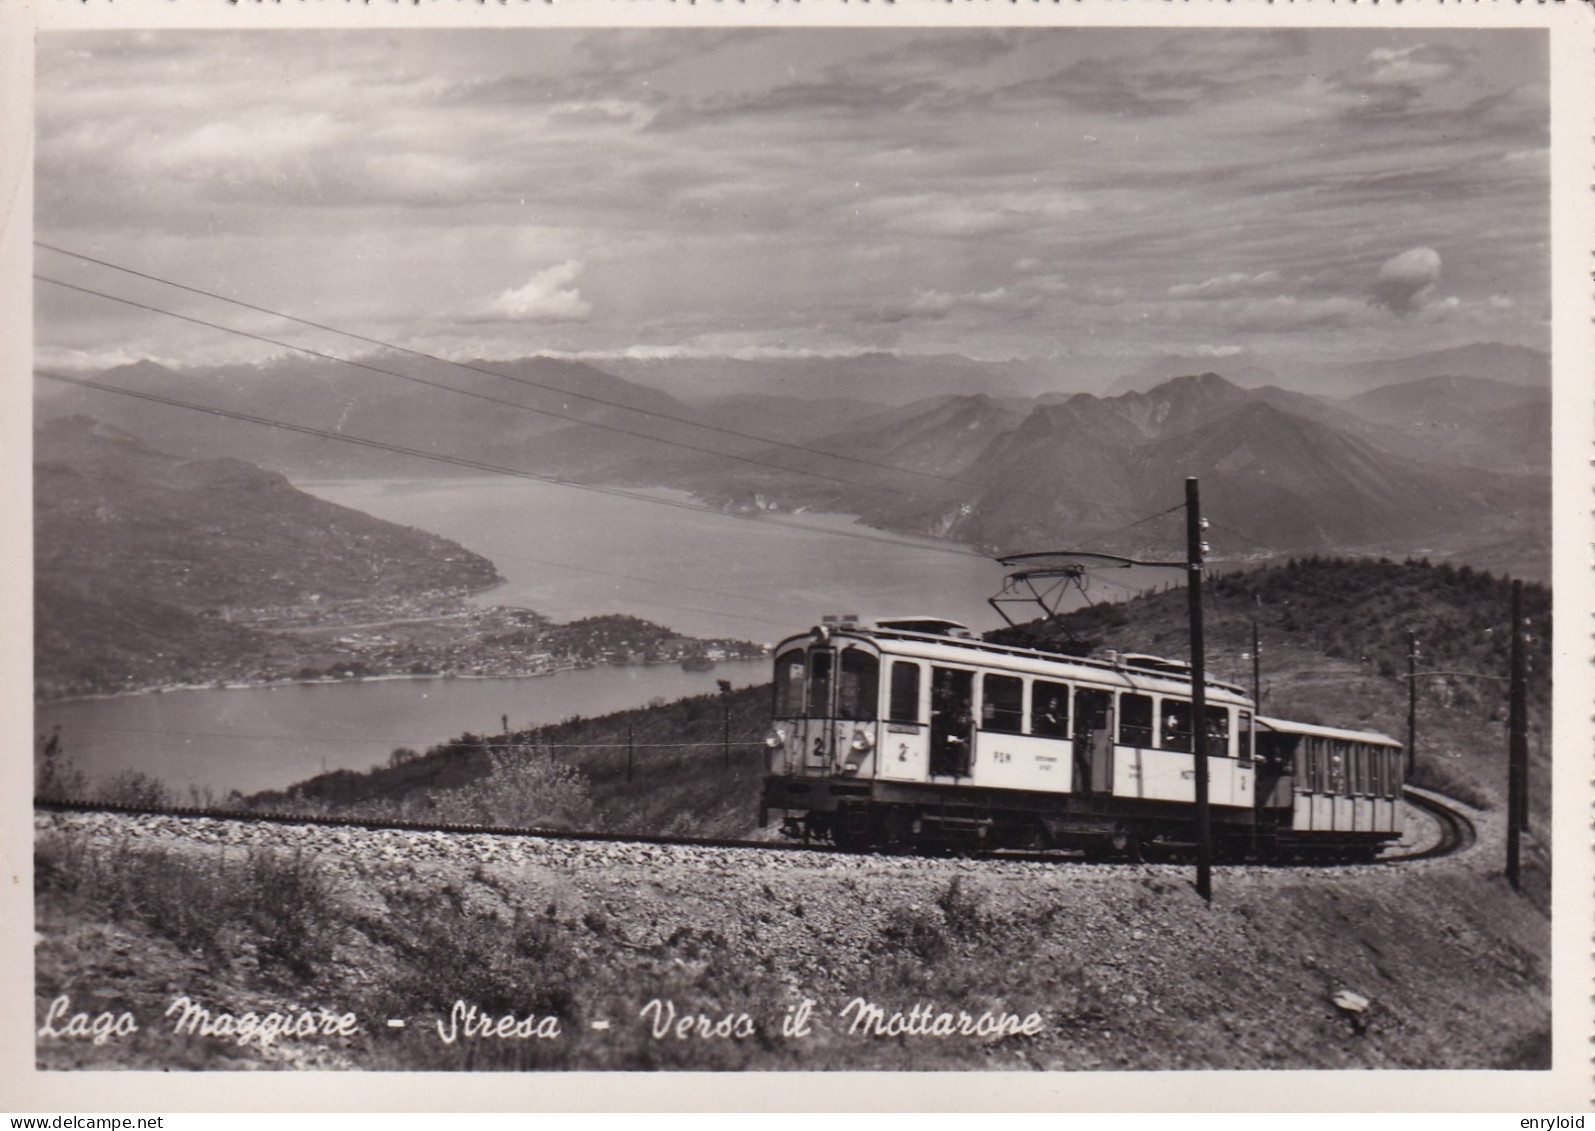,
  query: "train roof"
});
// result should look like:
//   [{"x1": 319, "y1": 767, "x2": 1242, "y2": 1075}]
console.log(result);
[
  {"x1": 1255, "y1": 715, "x2": 1403, "y2": 747},
  {"x1": 775, "y1": 620, "x2": 1250, "y2": 700}
]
